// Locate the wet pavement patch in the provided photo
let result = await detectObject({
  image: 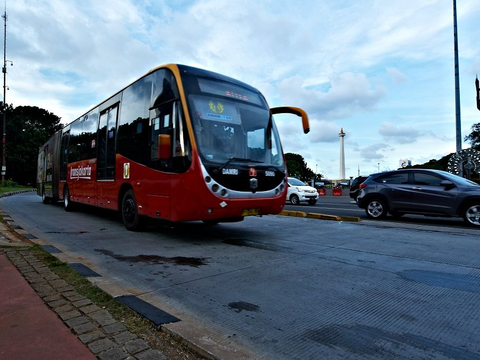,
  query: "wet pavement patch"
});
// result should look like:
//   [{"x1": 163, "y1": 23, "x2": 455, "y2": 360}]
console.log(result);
[
  {"x1": 223, "y1": 238, "x2": 290, "y2": 252},
  {"x1": 399, "y1": 270, "x2": 480, "y2": 294},
  {"x1": 94, "y1": 249, "x2": 208, "y2": 267},
  {"x1": 45, "y1": 231, "x2": 89, "y2": 235},
  {"x1": 228, "y1": 301, "x2": 260, "y2": 313},
  {"x1": 116, "y1": 295, "x2": 180, "y2": 326},
  {"x1": 304, "y1": 324, "x2": 480, "y2": 360}
]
